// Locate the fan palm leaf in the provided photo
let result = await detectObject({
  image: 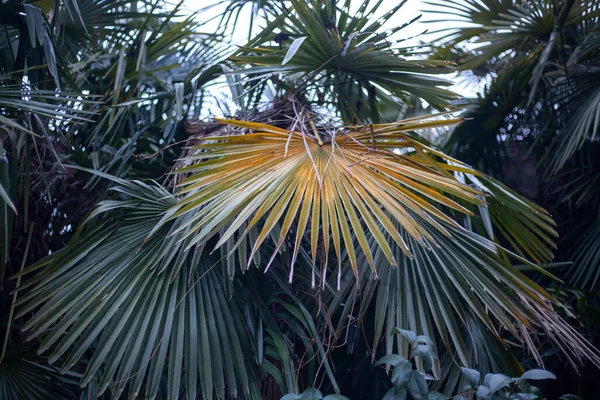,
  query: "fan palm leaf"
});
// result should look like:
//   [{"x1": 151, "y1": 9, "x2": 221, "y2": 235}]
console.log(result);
[
  {"x1": 546, "y1": 70, "x2": 600, "y2": 173},
  {"x1": 441, "y1": 64, "x2": 533, "y2": 177},
  {"x1": 424, "y1": 0, "x2": 598, "y2": 71},
  {"x1": 13, "y1": 174, "x2": 350, "y2": 399},
  {"x1": 324, "y1": 219, "x2": 567, "y2": 370},
  {"x1": 0, "y1": 344, "x2": 81, "y2": 400},
  {"x1": 422, "y1": 0, "x2": 514, "y2": 44},
  {"x1": 171, "y1": 115, "x2": 484, "y2": 283},
  {"x1": 5, "y1": 1, "x2": 600, "y2": 398},
  {"x1": 13, "y1": 178, "x2": 258, "y2": 400},
  {"x1": 12, "y1": 116, "x2": 599, "y2": 398},
  {"x1": 425, "y1": 1, "x2": 600, "y2": 293},
  {"x1": 231, "y1": 0, "x2": 457, "y2": 123}
]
